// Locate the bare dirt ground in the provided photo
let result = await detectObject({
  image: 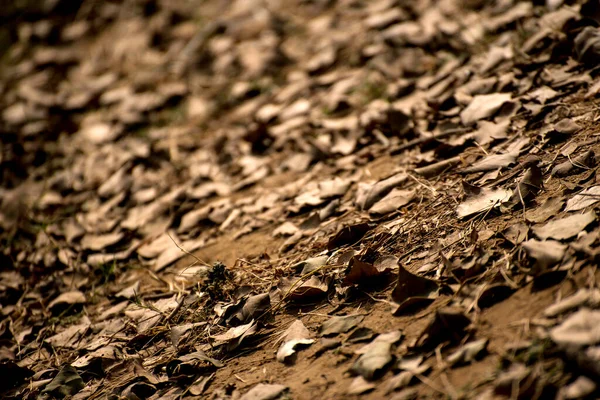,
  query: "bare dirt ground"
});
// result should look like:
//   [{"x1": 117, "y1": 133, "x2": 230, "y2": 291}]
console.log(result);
[{"x1": 2, "y1": 0, "x2": 600, "y2": 399}]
